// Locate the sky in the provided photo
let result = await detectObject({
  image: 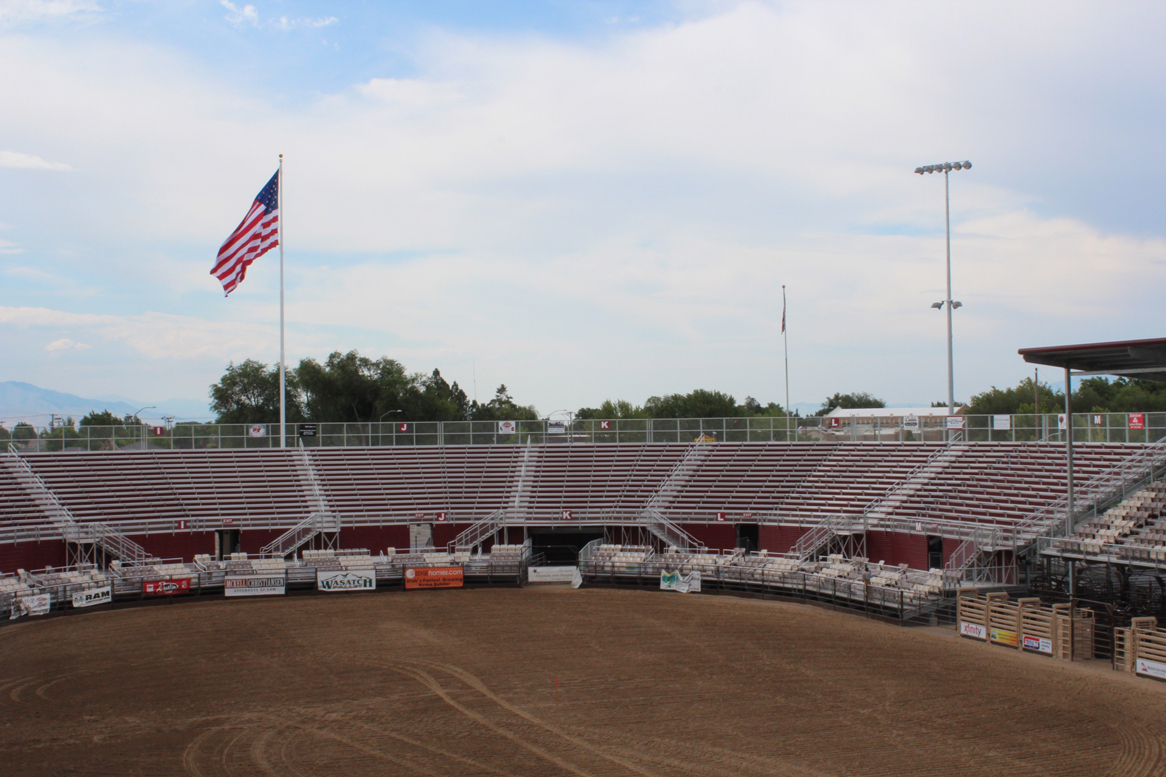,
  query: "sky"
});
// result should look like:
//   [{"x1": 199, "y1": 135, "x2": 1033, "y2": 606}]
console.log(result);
[{"x1": 1, "y1": 0, "x2": 1165, "y2": 423}]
